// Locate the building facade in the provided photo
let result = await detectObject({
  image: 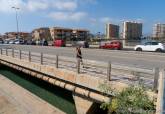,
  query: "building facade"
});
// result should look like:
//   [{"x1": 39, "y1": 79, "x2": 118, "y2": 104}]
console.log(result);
[
  {"x1": 123, "y1": 21, "x2": 142, "y2": 40},
  {"x1": 4, "y1": 32, "x2": 31, "y2": 40},
  {"x1": 106, "y1": 23, "x2": 119, "y2": 39},
  {"x1": 50, "y1": 27, "x2": 89, "y2": 41},
  {"x1": 32, "y1": 27, "x2": 51, "y2": 41},
  {"x1": 153, "y1": 23, "x2": 165, "y2": 39},
  {"x1": 50, "y1": 27, "x2": 73, "y2": 40},
  {"x1": 72, "y1": 29, "x2": 89, "y2": 41},
  {"x1": 32, "y1": 27, "x2": 89, "y2": 41}
]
